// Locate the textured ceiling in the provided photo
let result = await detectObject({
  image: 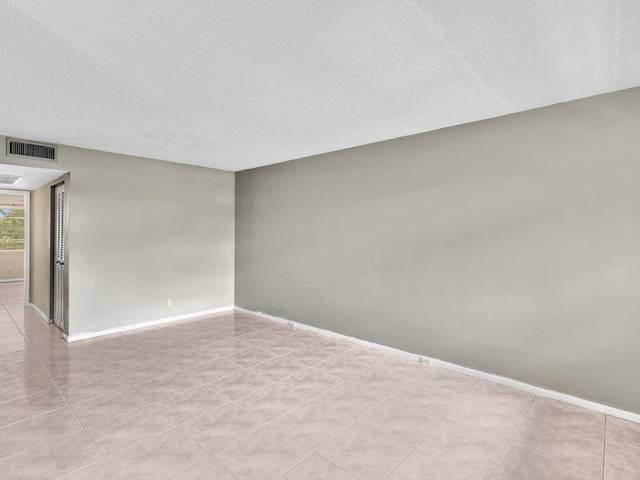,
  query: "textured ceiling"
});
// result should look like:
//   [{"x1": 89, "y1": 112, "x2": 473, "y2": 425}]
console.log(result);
[{"x1": 1, "y1": 1, "x2": 639, "y2": 172}]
